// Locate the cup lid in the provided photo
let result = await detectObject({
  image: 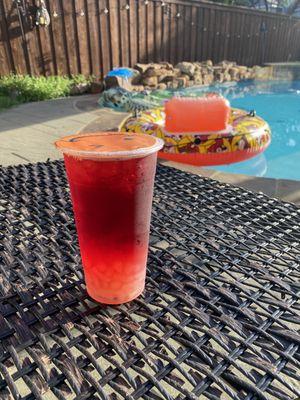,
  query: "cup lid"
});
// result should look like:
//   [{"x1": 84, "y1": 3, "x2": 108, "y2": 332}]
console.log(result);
[{"x1": 55, "y1": 132, "x2": 164, "y2": 159}]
